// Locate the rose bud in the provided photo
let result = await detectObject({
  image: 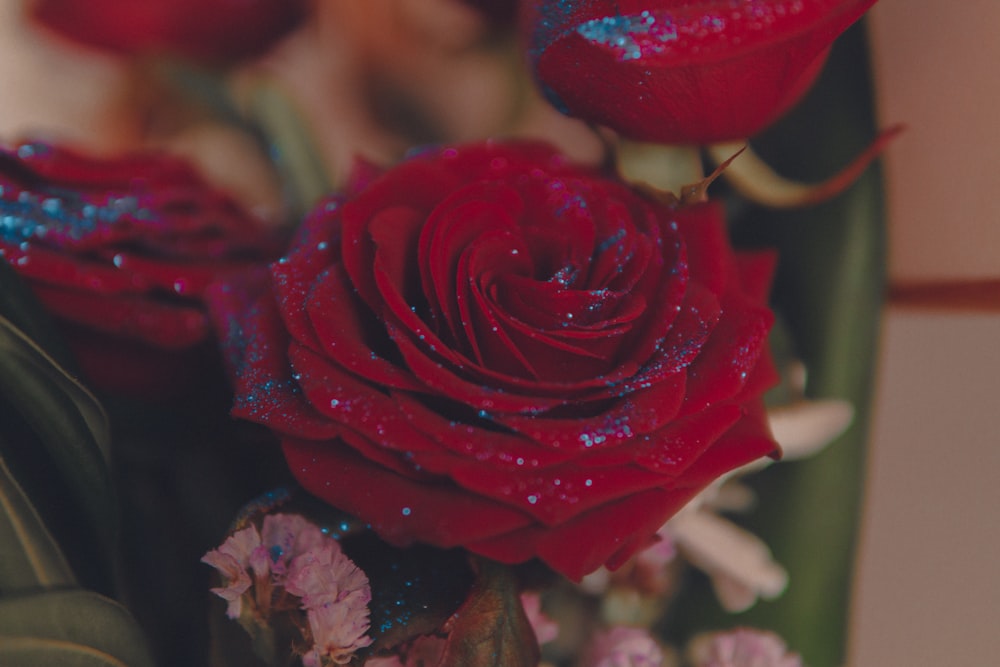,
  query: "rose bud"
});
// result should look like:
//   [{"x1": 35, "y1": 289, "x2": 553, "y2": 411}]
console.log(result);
[
  {"x1": 30, "y1": 0, "x2": 308, "y2": 63},
  {"x1": 0, "y1": 143, "x2": 284, "y2": 398},
  {"x1": 220, "y1": 142, "x2": 779, "y2": 580},
  {"x1": 523, "y1": 0, "x2": 878, "y2": 144}
]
